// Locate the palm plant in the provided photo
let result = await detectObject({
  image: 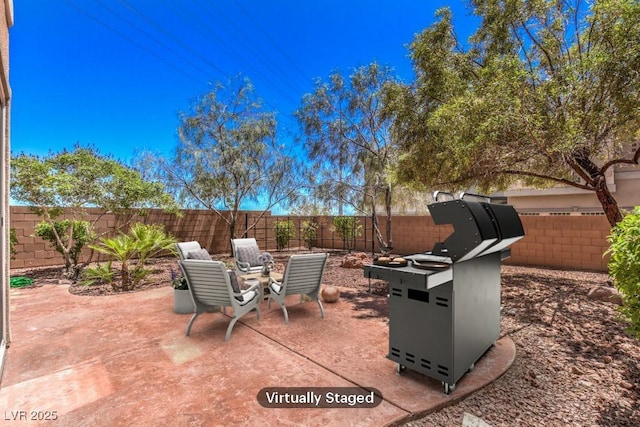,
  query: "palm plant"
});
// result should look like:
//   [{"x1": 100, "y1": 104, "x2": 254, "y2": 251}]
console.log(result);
[
  {"x1": 129, "y1": 223, "x2": 178, "y2": 264},
  {"x1": 83, "y1": 223, "x2": 177, "y2": 291}
]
